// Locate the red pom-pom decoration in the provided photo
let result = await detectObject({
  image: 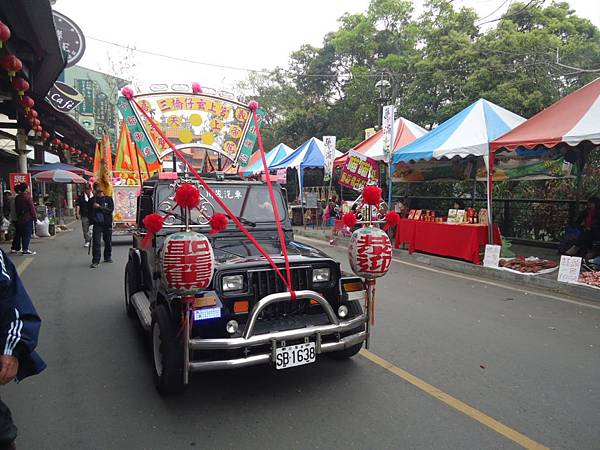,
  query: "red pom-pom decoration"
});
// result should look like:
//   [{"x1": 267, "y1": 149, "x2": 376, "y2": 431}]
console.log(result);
[
  {"x1": 383, "y1": 211, "x2": 400, "y2": 231},
  {"x1": 142, "y1": 213, "x2": 165, "y2": 248},
  {"x1": 0, "y1": 22, "x2": 11, "y2": 48},
  {"x1": 12, "y1": 77, "x2": 29, "y2": 96},
  {"x1": 362, "y1": 185, "x2": 382, "y2": 206},
  {"x1": 342, "y1": 212, "x2": 357, "y2": 228},
  {"x1": 248, "y1": 100, "x2": 259, "y2": 112},
  {"x1": 191, "y1": 82, "x2": 202, "y2": 94},
  {"x1": 121, "y1": 86, "x2": 134, "y2": 99},
  {"x1": 174, "y1": 183, "x2": 200, "y2": 209},
  {"x1": 209, "y1": 213, "x2": 228, "y2": 234}
]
